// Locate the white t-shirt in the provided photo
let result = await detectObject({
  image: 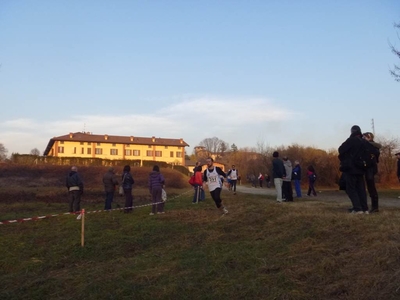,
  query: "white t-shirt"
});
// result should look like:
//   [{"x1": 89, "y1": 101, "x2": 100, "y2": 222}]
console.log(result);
[
  {"x1": 206, "y1": 167, "x2": 222, "y2": 192},
  {"x1": 229, "y1": 169, "x2": 238, "y2": 180}
]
